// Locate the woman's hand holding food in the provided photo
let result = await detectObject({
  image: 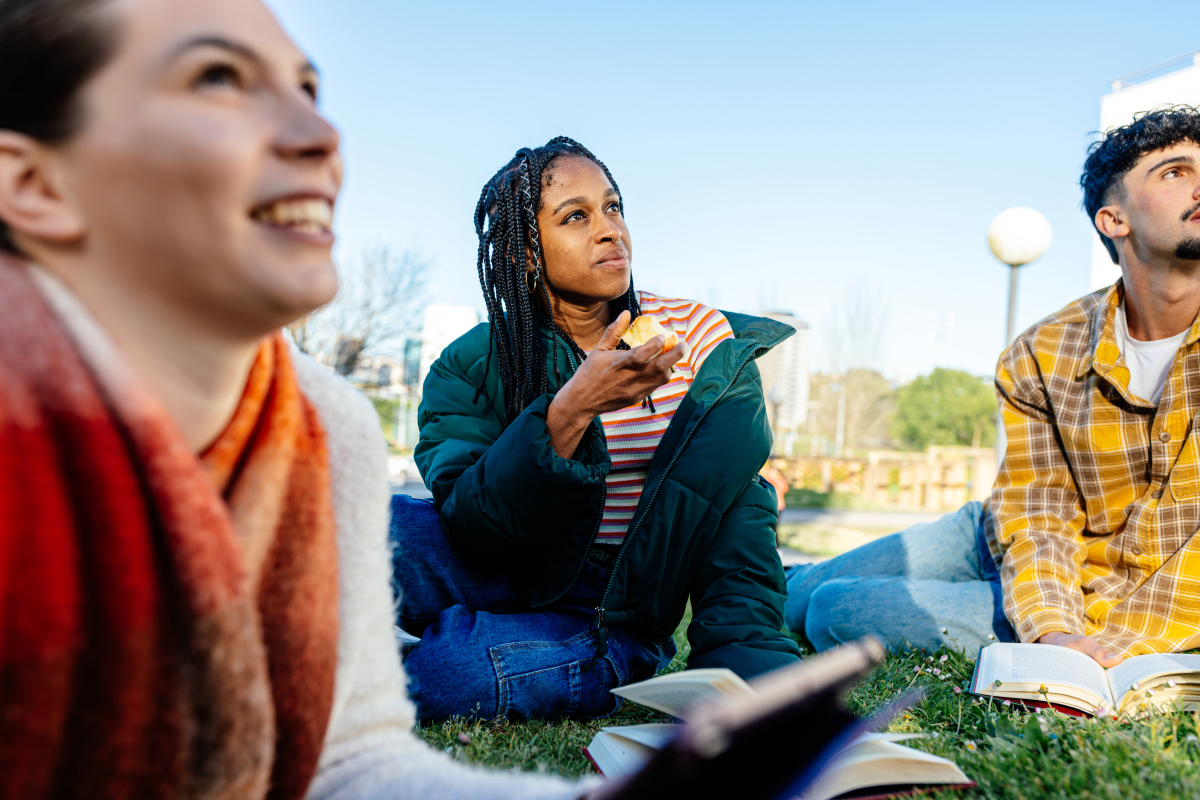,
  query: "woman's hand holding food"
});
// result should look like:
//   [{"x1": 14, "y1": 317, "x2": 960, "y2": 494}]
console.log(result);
[{"x1": 547, "y1": 311, "x2": 685, "y2": 459}]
